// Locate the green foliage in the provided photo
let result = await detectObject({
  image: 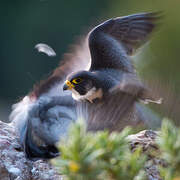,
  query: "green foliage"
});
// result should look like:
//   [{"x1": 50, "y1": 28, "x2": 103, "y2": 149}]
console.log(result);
[
  {"x1": 53, "y1": 119, "x2": 180, "y2": 180},
  {"x1": 157, "y1": 119, "x2": 180, "y2": 180},
  {"x1": 52, "y1": 120, "x2": 146, "y2": 180}
]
